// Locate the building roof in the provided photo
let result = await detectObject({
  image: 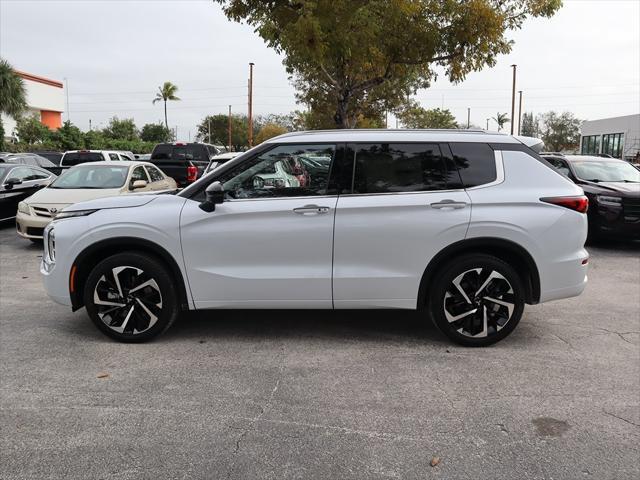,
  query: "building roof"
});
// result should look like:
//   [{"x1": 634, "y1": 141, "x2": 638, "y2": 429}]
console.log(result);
[{"x1": 14, "y1": 70, "x2": 63, "y2": 89}]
